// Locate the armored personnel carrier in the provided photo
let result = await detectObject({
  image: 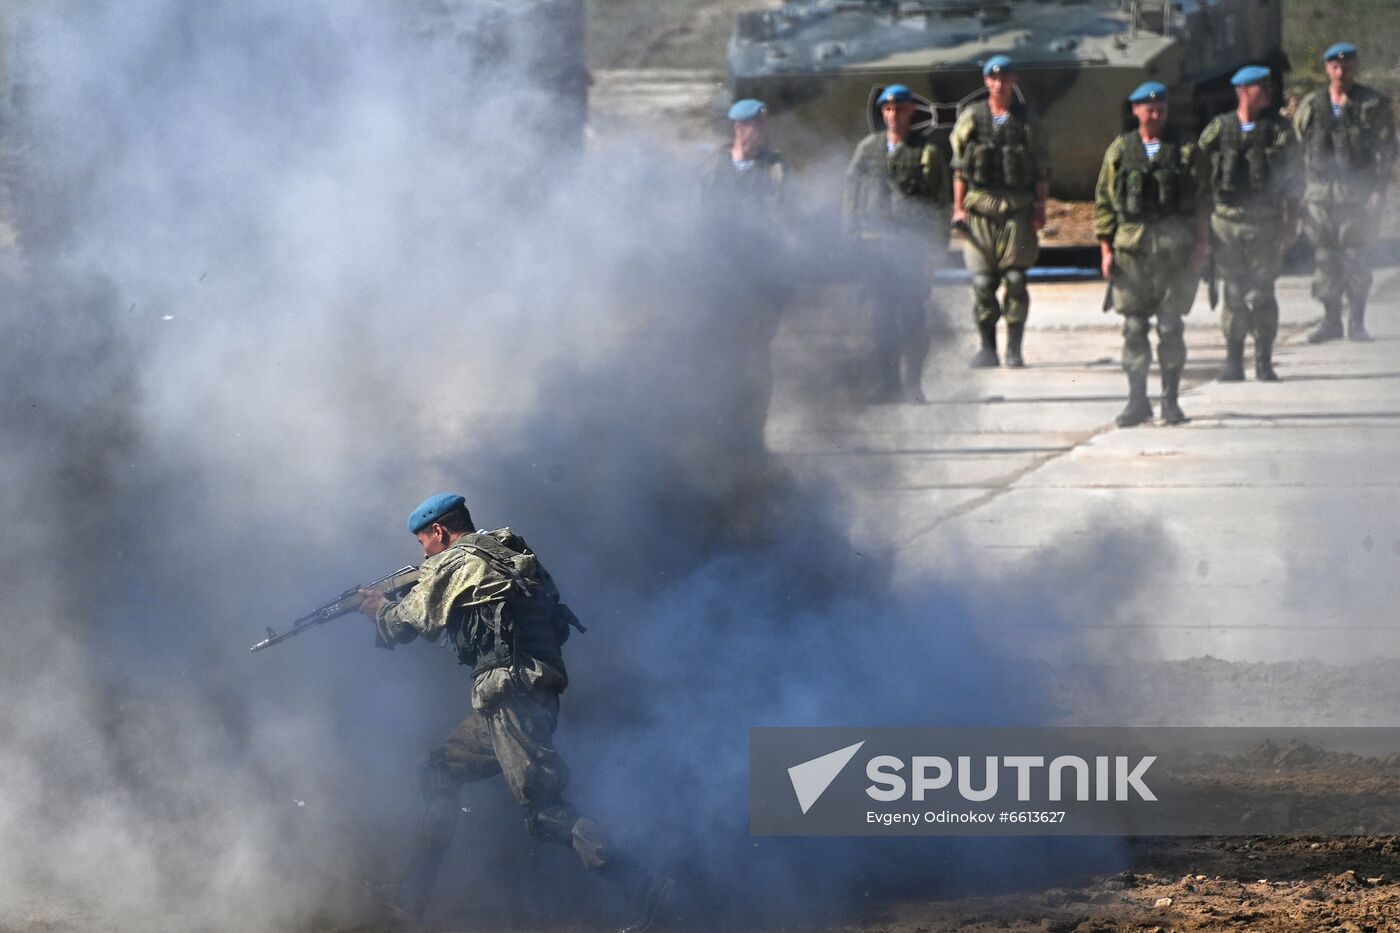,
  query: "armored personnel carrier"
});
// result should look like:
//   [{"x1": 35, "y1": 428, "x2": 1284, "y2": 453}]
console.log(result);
[{"x1": 726, "y1": 0, "x2": 1286, "y2": 199}]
